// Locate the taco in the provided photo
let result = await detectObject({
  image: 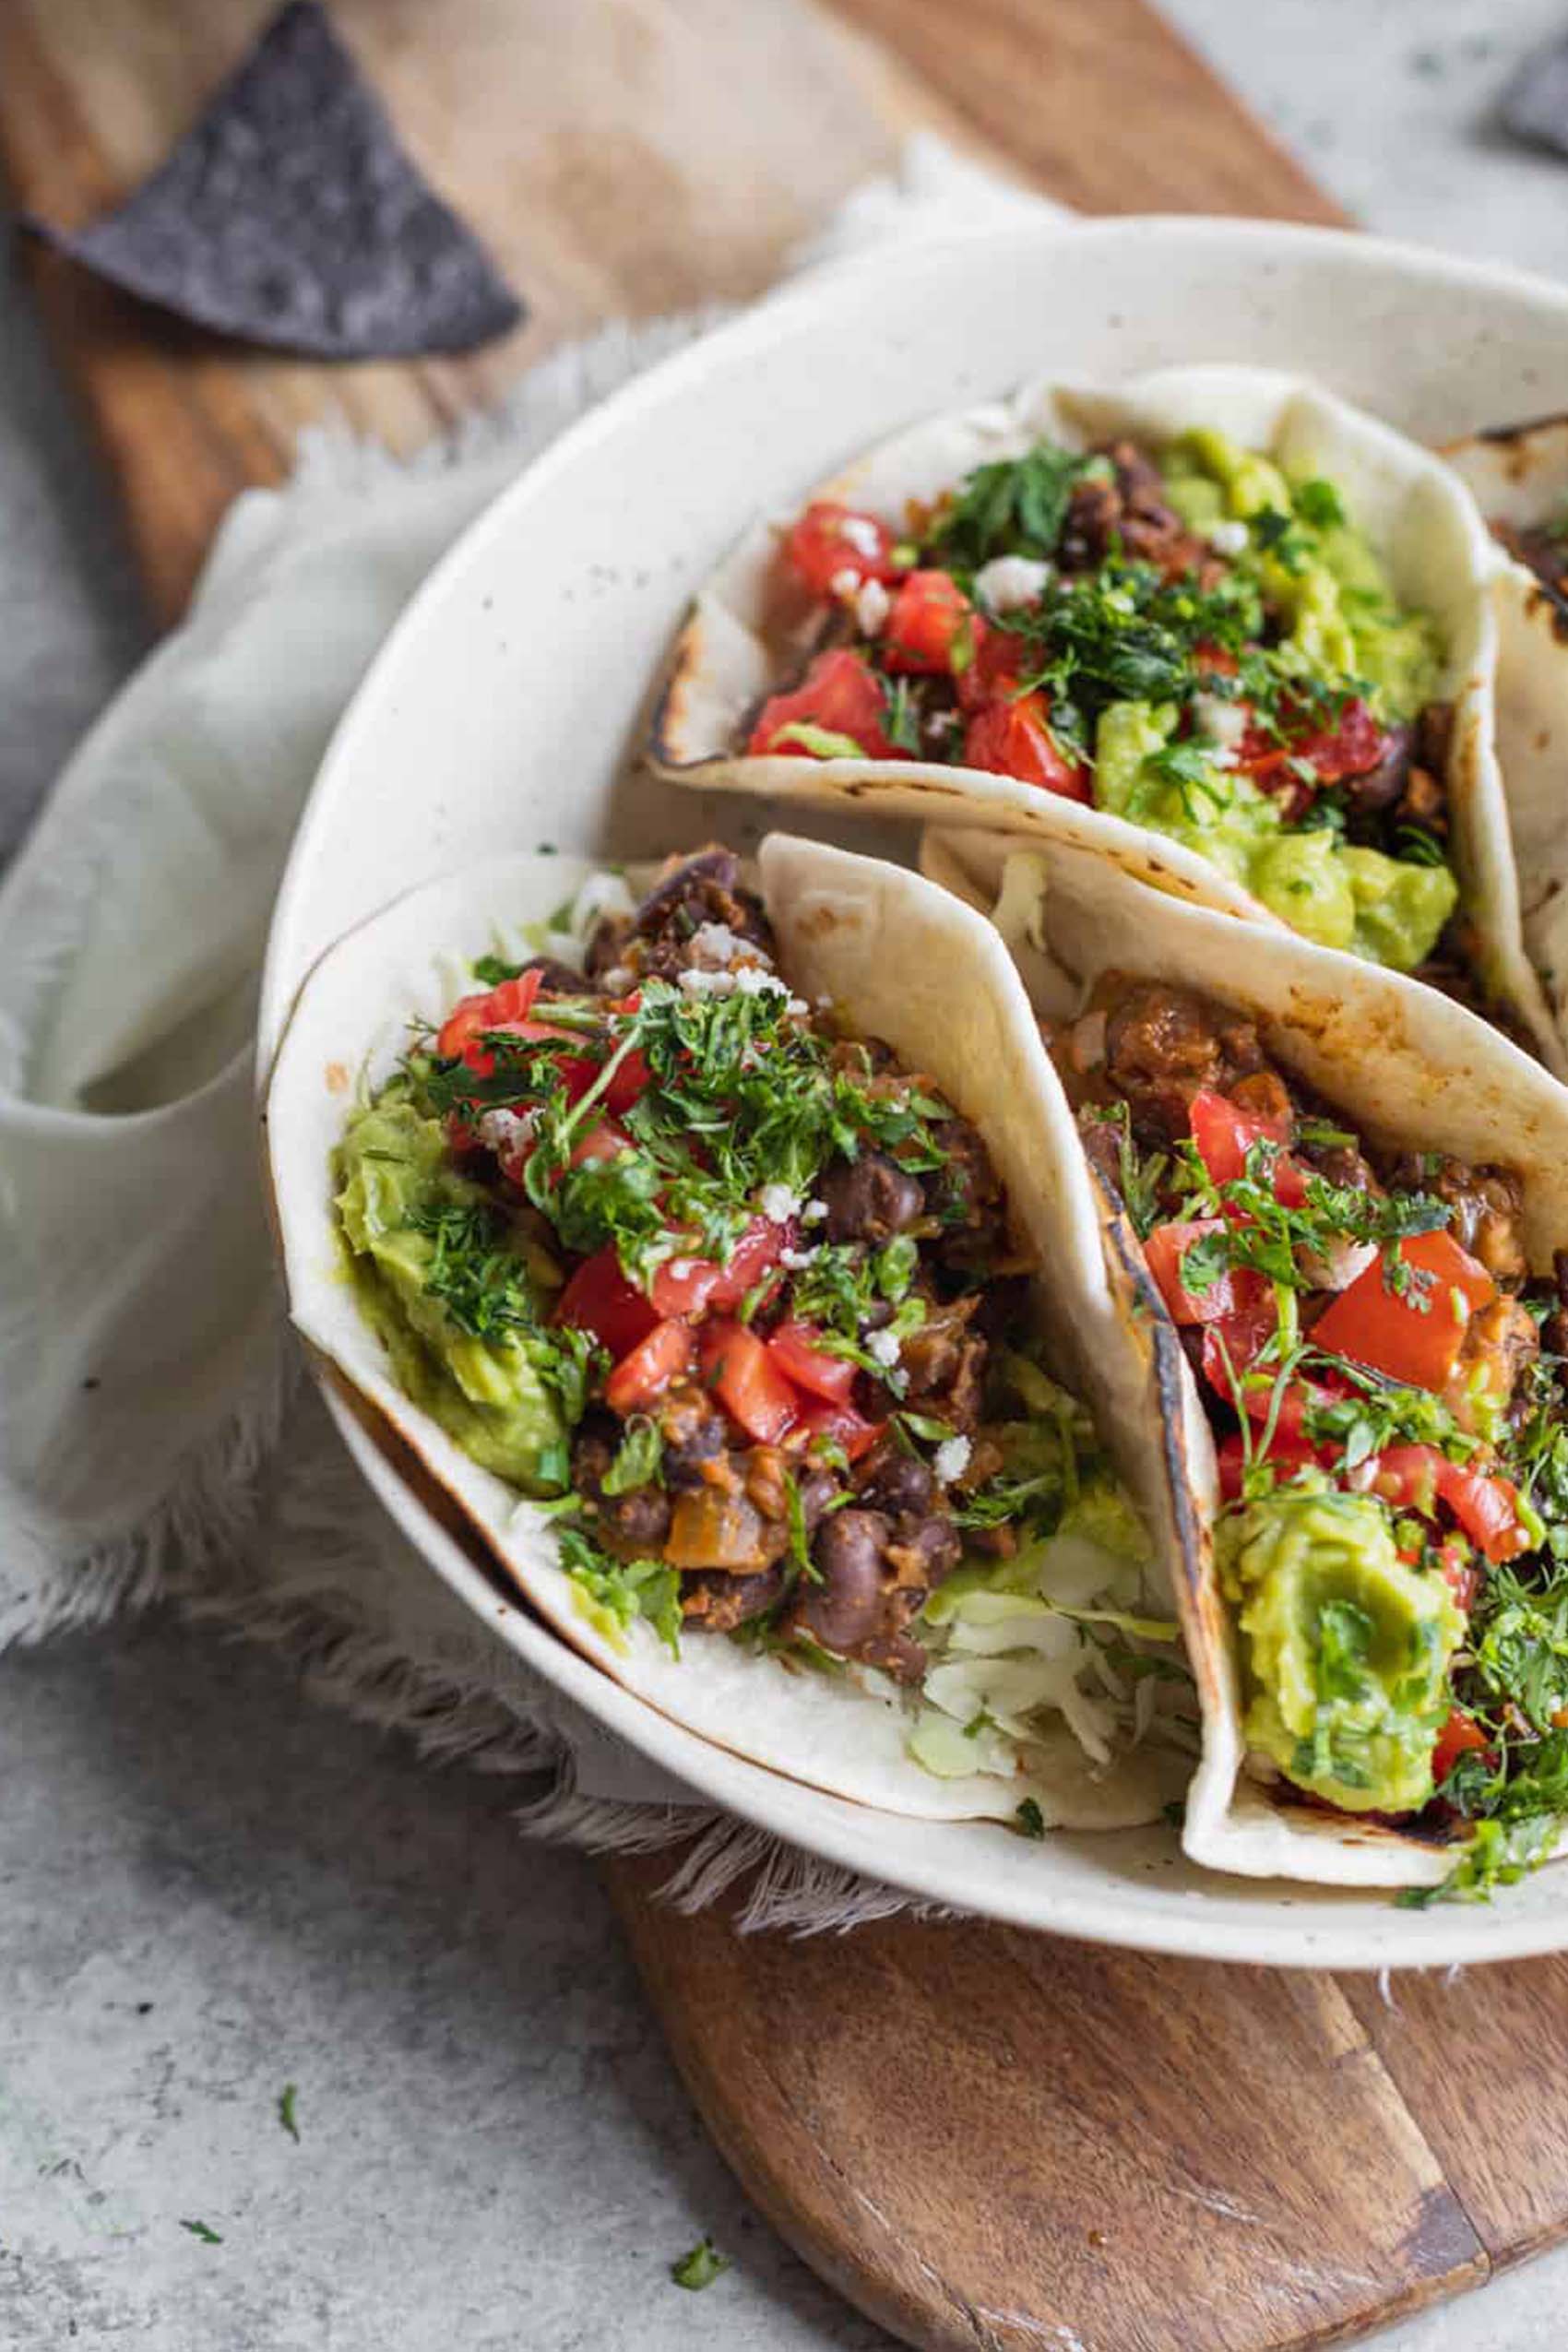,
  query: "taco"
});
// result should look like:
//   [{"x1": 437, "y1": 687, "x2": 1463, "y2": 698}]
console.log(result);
[
  {"x1": 264, "y1": 839, "x2": 1193, "y2": 1829},
  {"x1": 652, "y1": 365, "x2": 1563, "y2": 1072},
  {"x1": 1440, "y1": 415, "x2": 1568, "y2": 1061},
  {"x1": 923, "y1": 826, "x2": 1568, "y2": 1894}
]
